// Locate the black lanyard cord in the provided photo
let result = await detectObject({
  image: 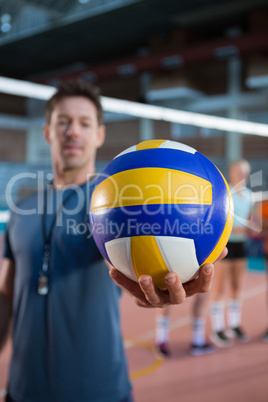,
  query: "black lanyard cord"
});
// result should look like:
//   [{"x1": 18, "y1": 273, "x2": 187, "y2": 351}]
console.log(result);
[
  {"x1": 38, "y1": 182, "x2": 91, "y2": 296},
  {"x1": 42, "y1": 185, "x2": 75, "y2": 245},
  {"x1": 41, "y1": 185, "x2": 77, "y2": 269},
  {"x1": 38, "y1": 185, "x2": 78, "y2": 296}
]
